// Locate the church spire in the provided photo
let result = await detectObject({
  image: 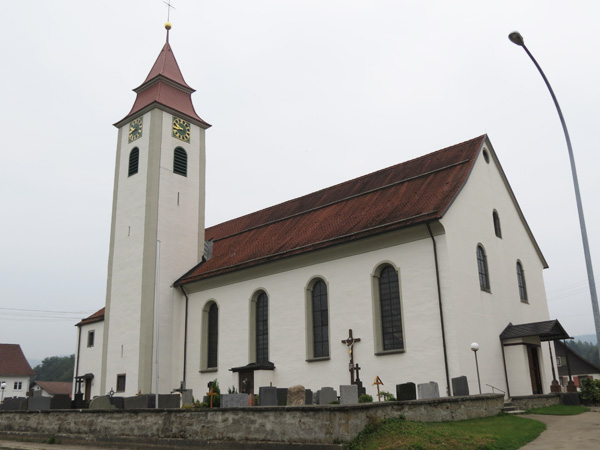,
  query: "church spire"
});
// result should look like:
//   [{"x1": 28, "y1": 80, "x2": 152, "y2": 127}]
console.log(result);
[{"x1": 114, "y1": 22, "x2": 210, "y2": 129}]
